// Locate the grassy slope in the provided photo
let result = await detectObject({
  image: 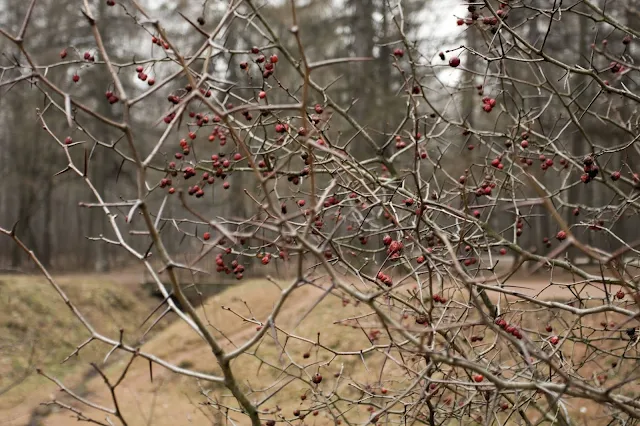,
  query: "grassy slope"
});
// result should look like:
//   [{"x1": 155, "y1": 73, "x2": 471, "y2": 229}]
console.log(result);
[
  {"x1": 0, "y1": 272, "x2": 168, "y2": 425},
  {"x1": 35, "y1": 277, "x2": 385, "y2": 426},
  {"x1": 2, "y1": 270, "x2": 633, "y2": 425}
]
